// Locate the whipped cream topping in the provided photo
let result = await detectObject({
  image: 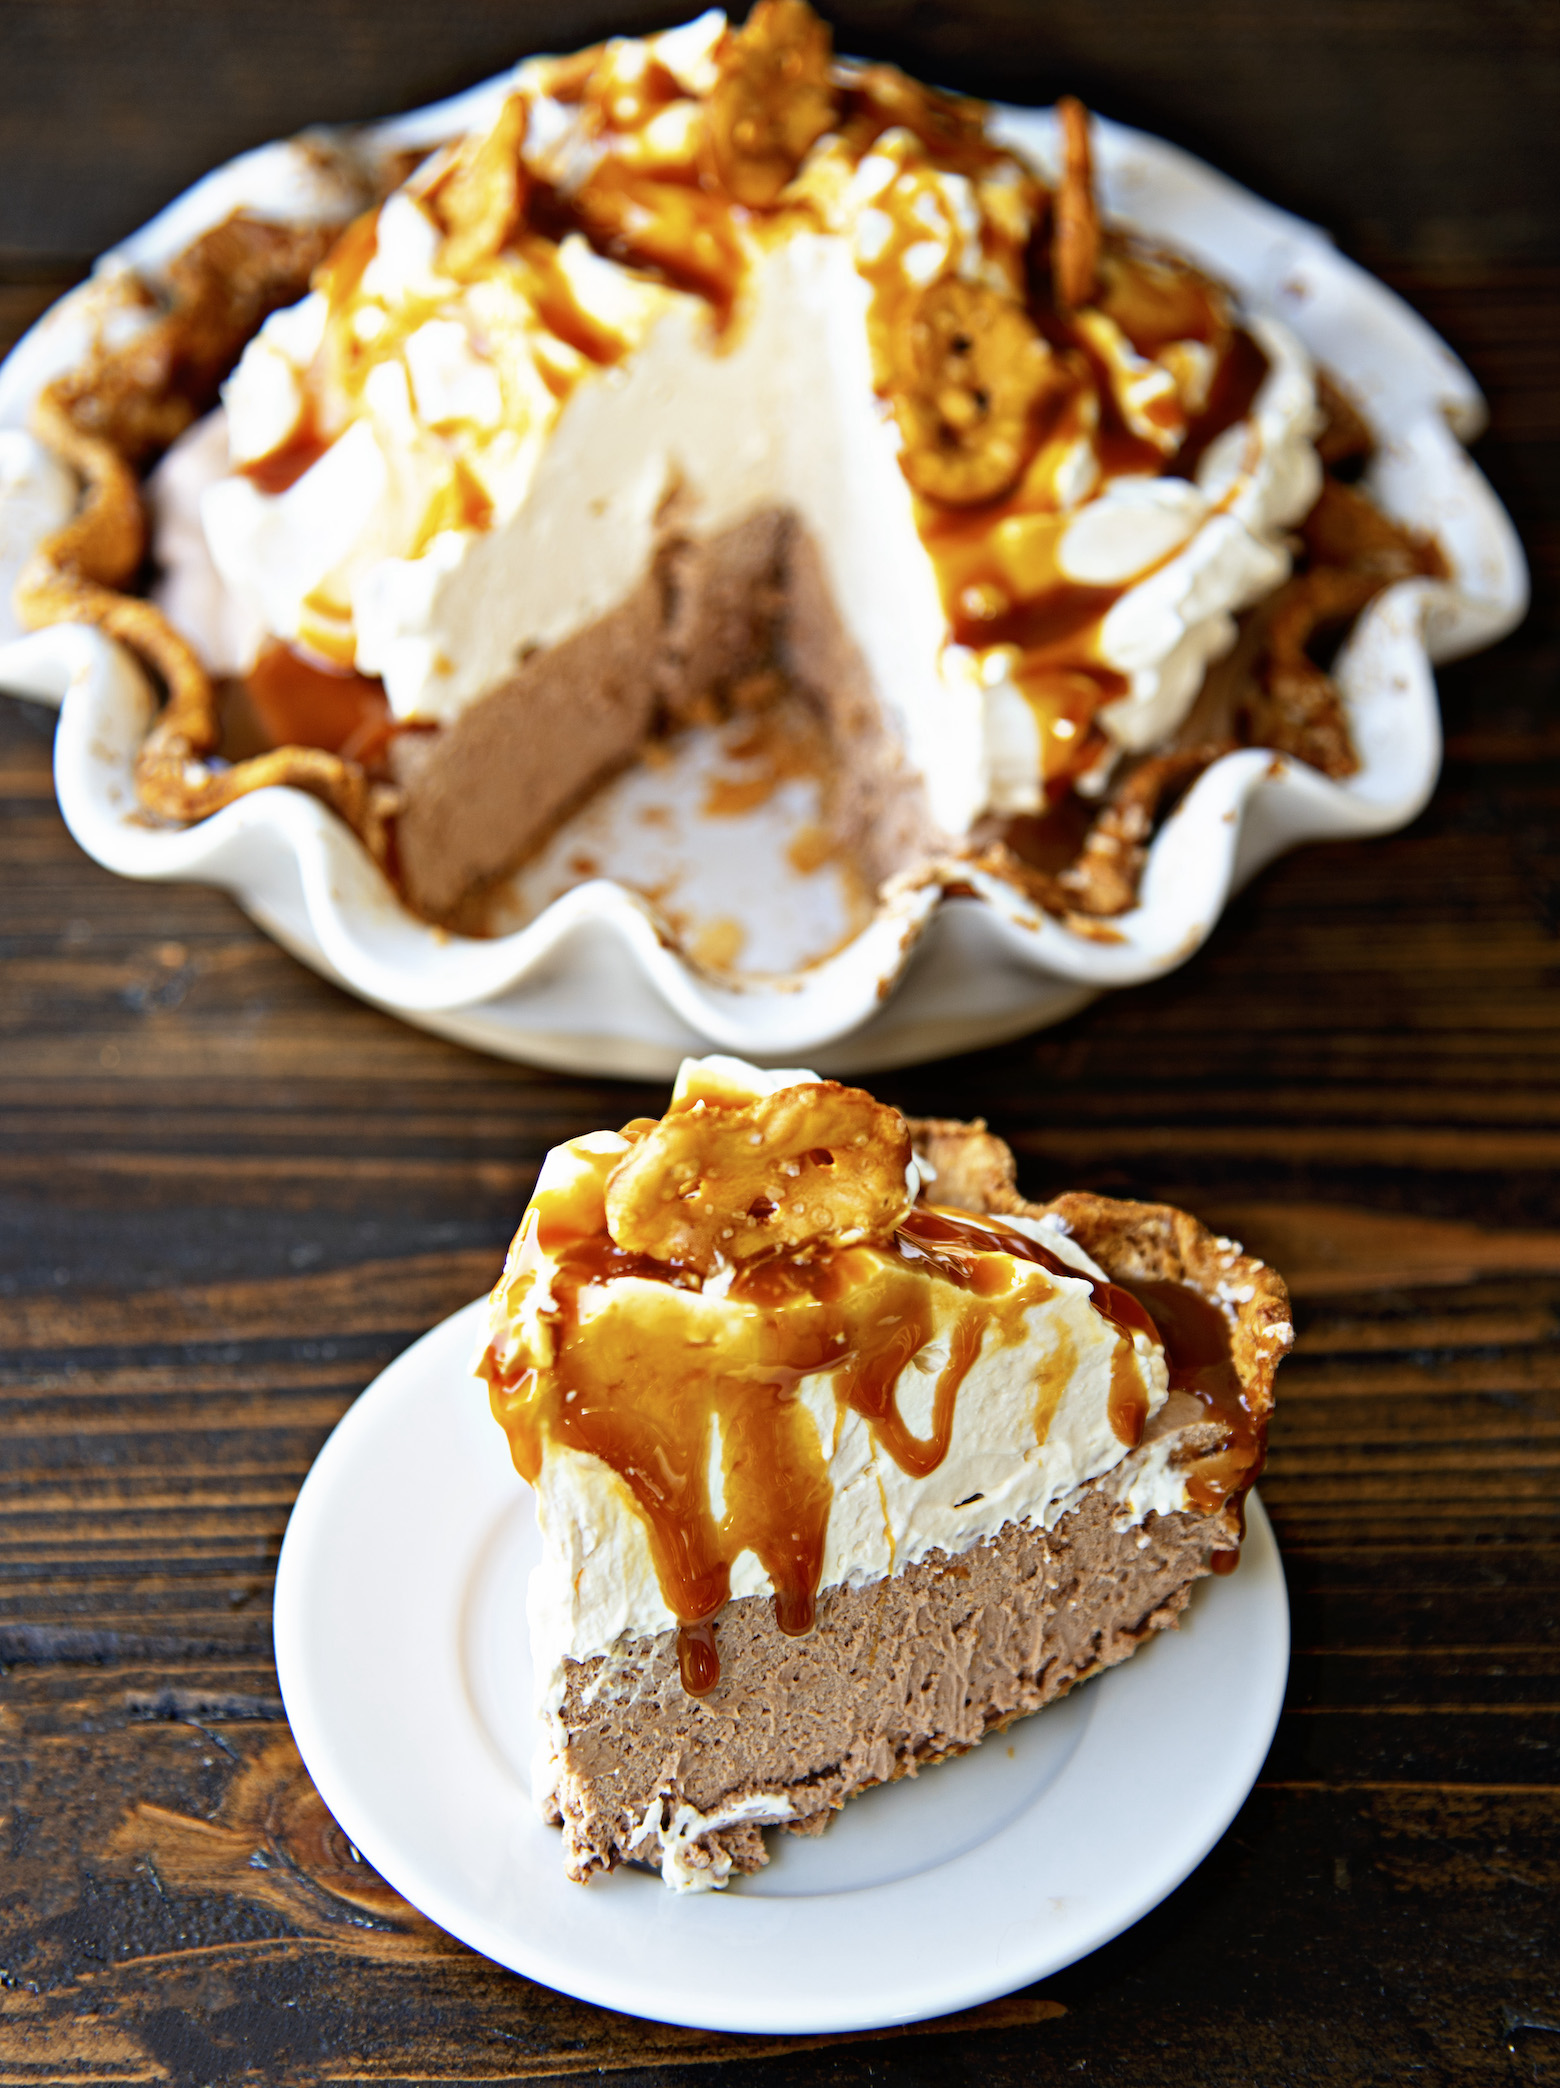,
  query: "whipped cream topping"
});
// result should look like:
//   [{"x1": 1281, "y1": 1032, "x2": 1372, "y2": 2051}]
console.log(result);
[
  {"x1": 480, "y1": 1055, "x2": 1190, "y2": 1815},
  {"x1": 175, "y1": 9, "x2": 1323, "y2": 830},
  {"x1": 627, "y1": 1788, "x2": 796, "y2": 1893}
]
